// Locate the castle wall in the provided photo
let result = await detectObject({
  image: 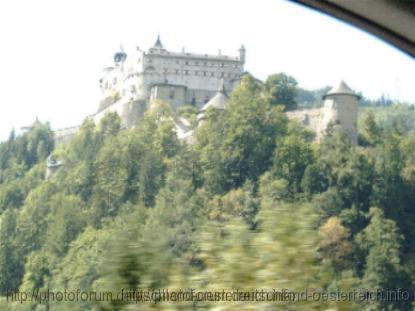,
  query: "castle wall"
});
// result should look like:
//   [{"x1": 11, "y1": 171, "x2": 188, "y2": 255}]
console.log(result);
[
  {"x1": 54, "y1": 126, "x2": 79, "y2": 145},
  {"x1": 150, "y1": 84, "x2": 187, "y2": 110},
  {"x1": 186, "y1": 89, "x2": 217, "y2": 108},
  {"x1": 92, "y1": 97, "x2": 148, "y2": 129},
  {"x1": 286, "y1": 108, "x2": 322, "y2": 139}
]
